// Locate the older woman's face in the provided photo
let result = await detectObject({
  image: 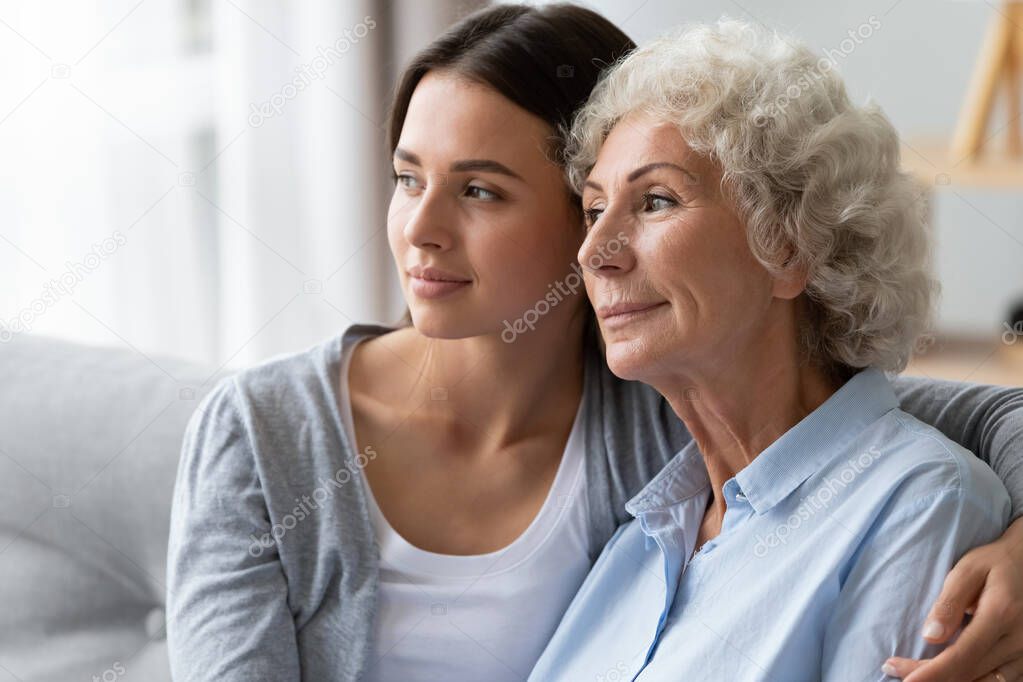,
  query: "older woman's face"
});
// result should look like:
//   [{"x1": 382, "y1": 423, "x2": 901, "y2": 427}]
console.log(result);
[{"x1": 579, "y1": 112, "x2": 796, "y2": 384}]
